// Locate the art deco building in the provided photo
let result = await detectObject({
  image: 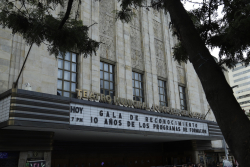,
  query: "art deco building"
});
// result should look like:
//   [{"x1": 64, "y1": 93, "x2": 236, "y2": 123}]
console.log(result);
[{"x1": 0, "y1": 0, "x2": 225, "y2": 166}]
